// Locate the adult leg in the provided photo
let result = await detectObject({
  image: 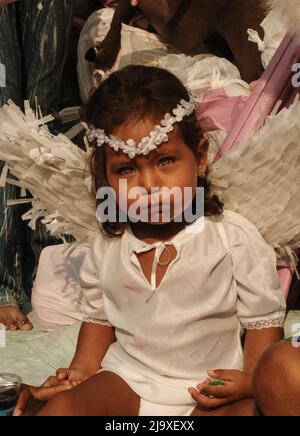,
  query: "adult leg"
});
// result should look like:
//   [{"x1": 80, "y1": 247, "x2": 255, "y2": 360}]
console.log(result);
[
  {"x1": 37, "y1": 371, "x2": 140, "y2": 416},
  {"x1": 218, "y1": 0, "x2": 265, "y2": 82},
  {"x1": 0, "y1": 4, "x2": 26, "y2": 312},
  {"x1": 20, "y1": 0, "x2": 75, "y2": 116},
  {"x1": 17, "y1": 0, "x2": 75, "y2": 300},
  {"x1": 253, "y1": 340, "x2": 300, "y2": 416},
  {"x1": 85, "y1": 0, "x2": 136, "y2": 69},
  {"x1": 0, "y1": 3, "x2": 22, "y2": 106},
  {"x1": 140, "y1": 0, "x2": 223, "y2": 53}
]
